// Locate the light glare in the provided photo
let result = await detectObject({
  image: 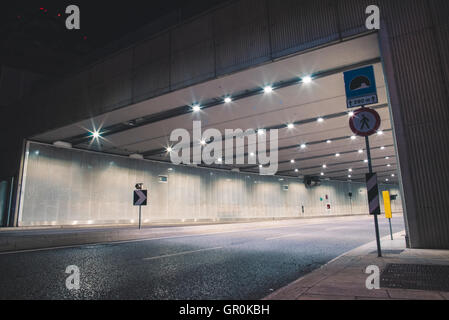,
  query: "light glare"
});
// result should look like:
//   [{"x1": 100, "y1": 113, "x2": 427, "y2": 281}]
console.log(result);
[
  {"x1": 302, "y1": 76, "x2": 312, "y2": 84},
  {"x1": 264, "y1": 86, "x2": 273, "y2": 94}
]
